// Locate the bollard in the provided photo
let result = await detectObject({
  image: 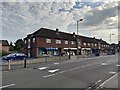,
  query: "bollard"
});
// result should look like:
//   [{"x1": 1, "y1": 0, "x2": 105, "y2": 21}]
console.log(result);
[
  {"x1": 45, "y1": 56, "x2": 47, "y2": 62},
  {"x1": 8, "y1": 60, "x2": 11, "y2": 70},
  {"x1": 24, "y1": 58, "x2": 27, "y2": 68}
]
